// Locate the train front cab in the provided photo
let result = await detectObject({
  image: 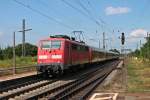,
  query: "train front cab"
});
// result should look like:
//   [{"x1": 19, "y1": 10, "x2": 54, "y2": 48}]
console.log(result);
[{"x1": 37, "y1": 38, "x2": 65, "y2": 76}]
